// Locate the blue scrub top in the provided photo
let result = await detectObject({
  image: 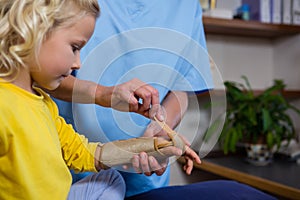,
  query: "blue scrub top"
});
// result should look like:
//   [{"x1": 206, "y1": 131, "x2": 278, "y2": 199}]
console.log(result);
[{"x1": 56, "y1": 0, "x2": 213, "y2": 197}]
